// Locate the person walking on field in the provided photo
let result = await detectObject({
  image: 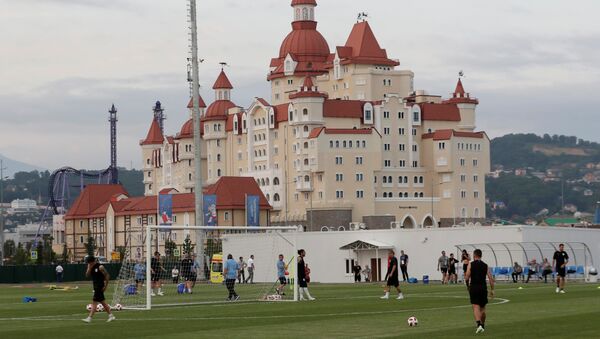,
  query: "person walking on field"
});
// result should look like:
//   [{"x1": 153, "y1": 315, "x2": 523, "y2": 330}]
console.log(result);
[
  {"x1": 245, "y1": 254, "x2": 255, "y2": 284},
  {"x1": 399, "y1": 250, "x2": 409, "y2": 282},
  {"x1": 55, "y1": 264, "x2": 64, "y2": 283},
  {"x1": 380, "y1": 250, "x2": 404, "y2": 300},
  {"x1": 461, "y1": 249, "x2": 471, "y2": 282},
  {"x1": 223, "y1": 254, "x2": 240, "y2": 301},
  {"x1": 82, "y1": 256, "x2": 116, "y2": 323},
  {"x1": 352, "y1": 262, "x2": 362, "y2": 282},
  {"x1": 553, "y1": 243, "x2": 569, "y2": 293},
  {"x1": 438, "y1": 251, "x2": 449, "y2": 284},
  {"x1": 238, "y1": 256, "x2": 246, "y2": 284},
  {"x1": 465, "y1": 249, "x2": 495, "y2": 334},
  {"x1": 297, "y1": 249, "x2": 315, "y2": 300}
]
